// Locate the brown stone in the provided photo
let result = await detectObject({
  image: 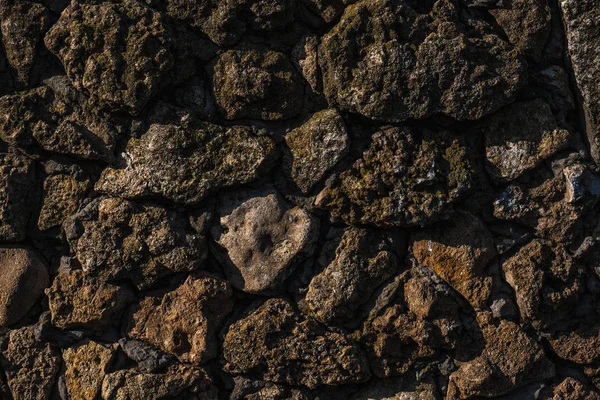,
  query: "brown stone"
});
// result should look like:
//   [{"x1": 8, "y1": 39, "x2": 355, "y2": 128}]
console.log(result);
[{"x1": 63, "y1": 340, "x2": 117, "y2": 400}]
